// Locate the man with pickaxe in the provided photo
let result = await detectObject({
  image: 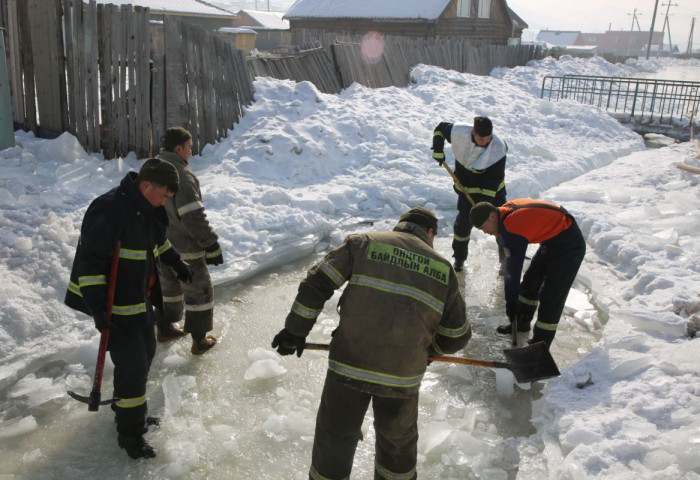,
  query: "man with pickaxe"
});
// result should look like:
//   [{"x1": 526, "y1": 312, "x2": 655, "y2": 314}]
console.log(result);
[
  {"x1": 65, "y1": 159, "x2": 194, "y2": 459},
  {"x1": 431, "y1": 116, "x2": 508, "y2": 273}
]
